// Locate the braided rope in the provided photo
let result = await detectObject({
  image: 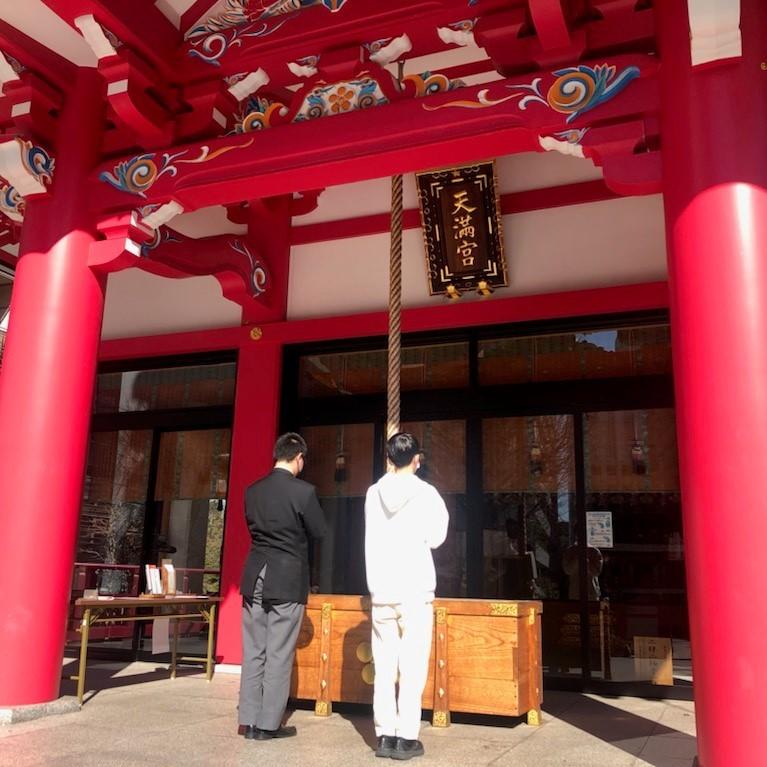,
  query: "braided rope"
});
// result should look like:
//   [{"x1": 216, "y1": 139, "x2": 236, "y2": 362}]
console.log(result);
[{"x1": 386, "y1": 172, "x2": 404, "y2": 440}]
